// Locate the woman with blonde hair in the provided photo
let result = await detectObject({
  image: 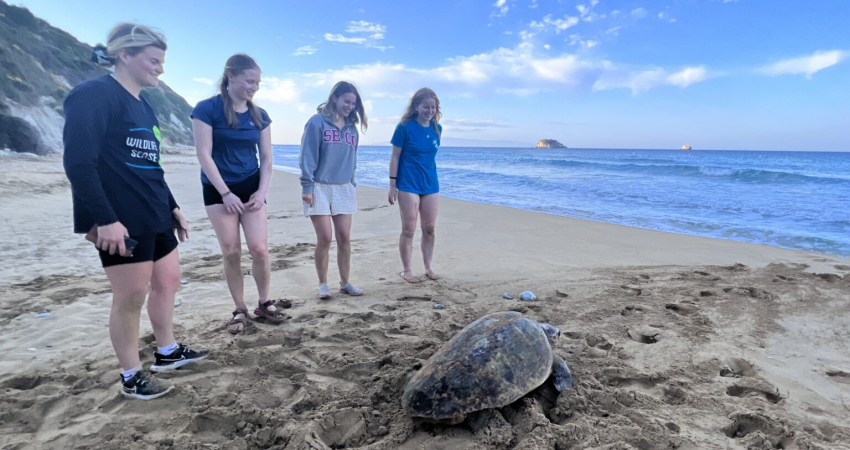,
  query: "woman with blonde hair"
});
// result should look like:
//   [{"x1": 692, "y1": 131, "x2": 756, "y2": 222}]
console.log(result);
[
  {"x1": 388, "y1": 88, "x2": 443, "y2": 283},
  {"x1": 192, "y1": 54, "x2": 284, "y2": 334},
  {"x1": 299, "y1": 81, "x2": 367, "y2": 299},
  {"x1": 64, "y1": 23, "x2": 208, "y2": 400}
]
